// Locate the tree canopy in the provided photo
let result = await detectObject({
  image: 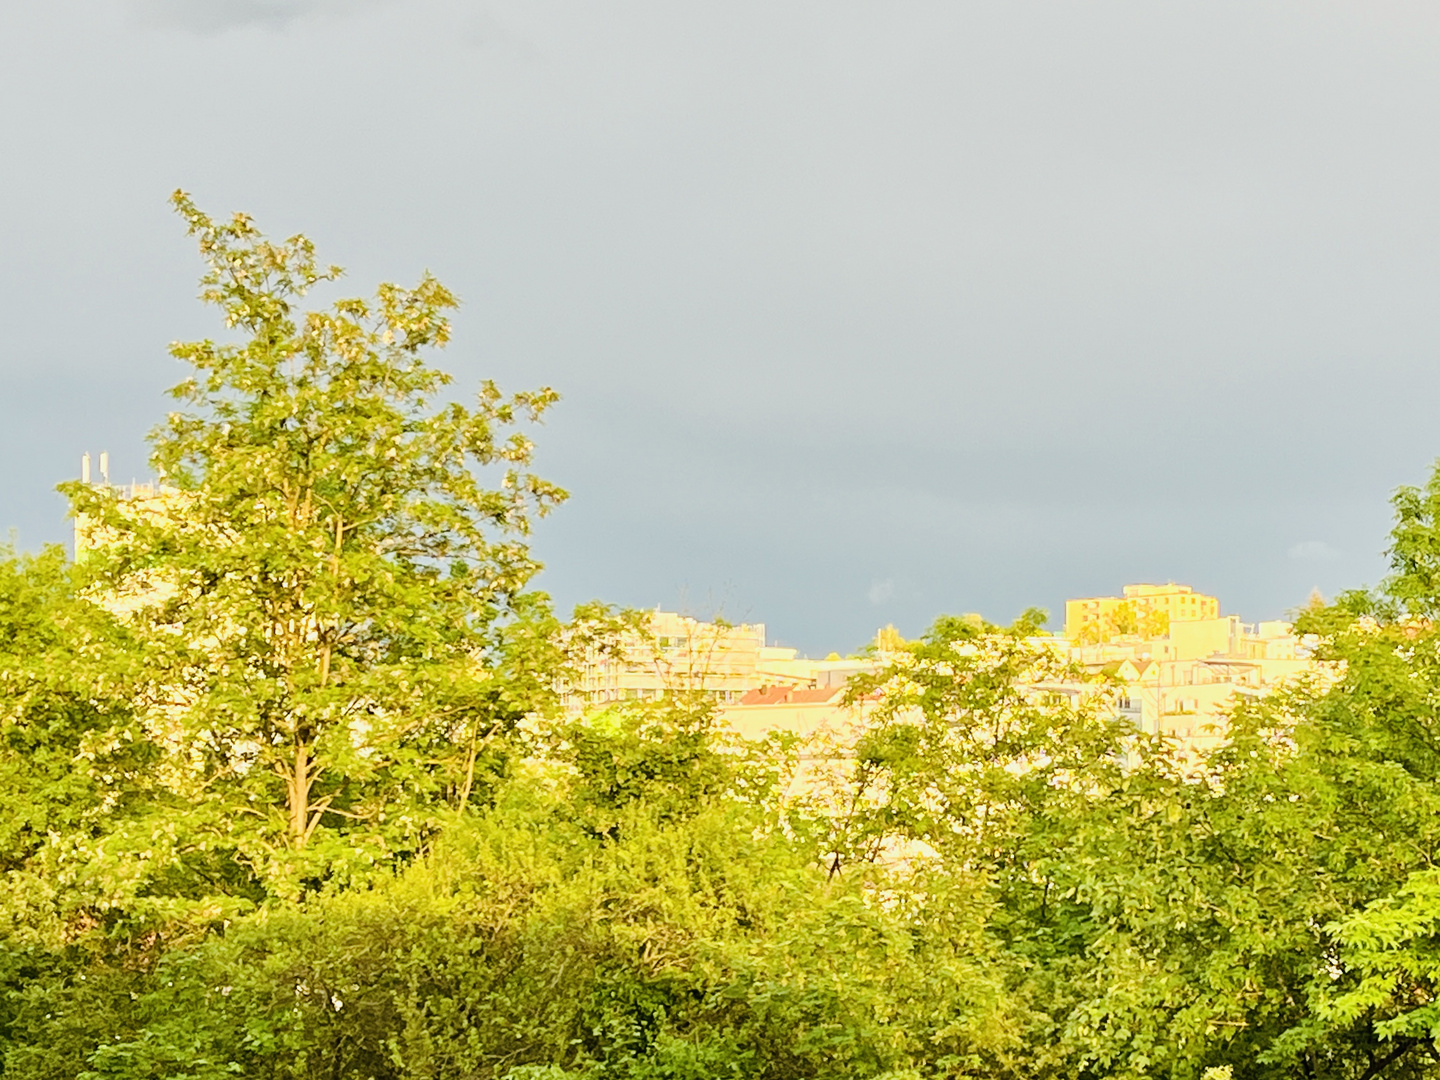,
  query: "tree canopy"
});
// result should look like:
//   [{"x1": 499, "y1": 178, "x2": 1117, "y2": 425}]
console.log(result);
[
  {"x1": 6, "y1": 198, "x2": 1440, "y2": 1078},
  {"x1": 64, "y1": 193, "x2": 568, "y2": 898}
]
